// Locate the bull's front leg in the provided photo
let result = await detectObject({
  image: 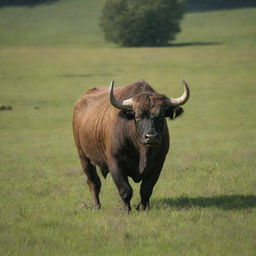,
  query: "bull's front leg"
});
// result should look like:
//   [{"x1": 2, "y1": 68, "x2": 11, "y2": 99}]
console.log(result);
[
  {"x1": 110, "y1": 162, "x2": 133, "y2": 212},
  {"x1": 136, "y1": 170, "x2": 161, "y2": 211}
]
